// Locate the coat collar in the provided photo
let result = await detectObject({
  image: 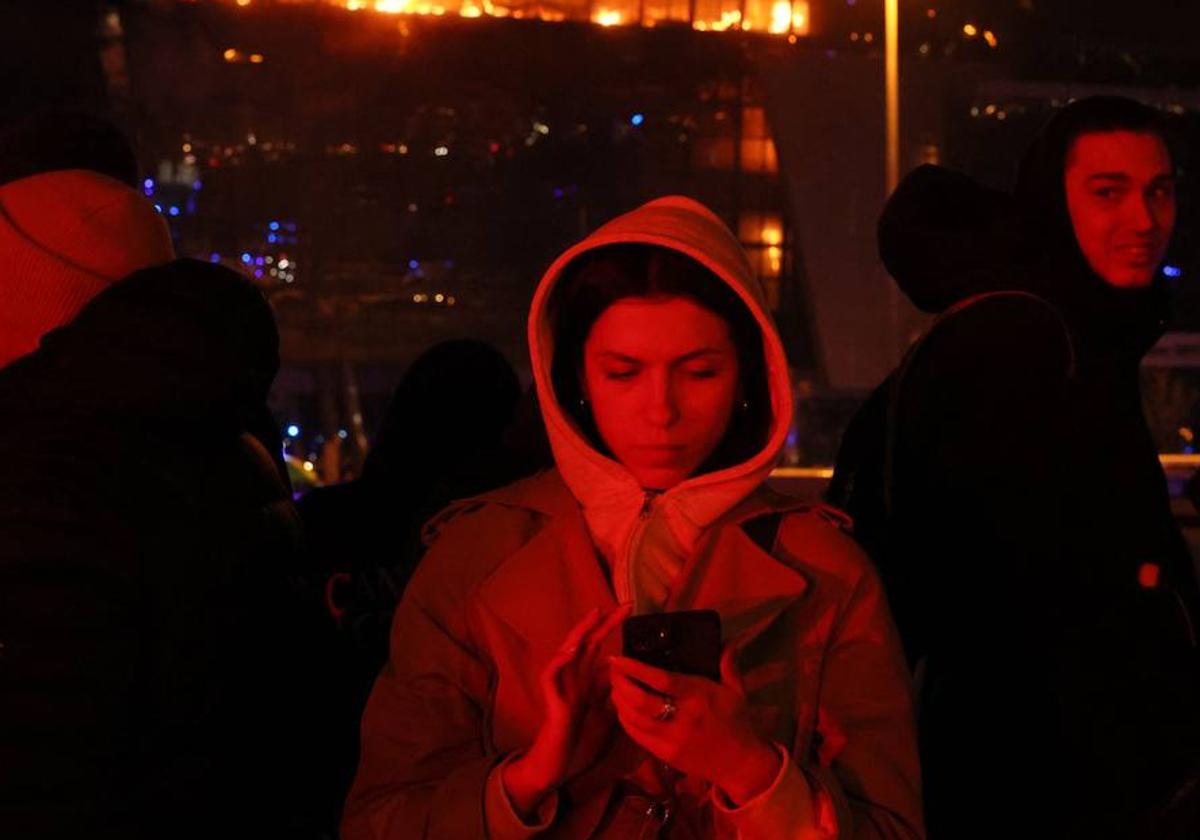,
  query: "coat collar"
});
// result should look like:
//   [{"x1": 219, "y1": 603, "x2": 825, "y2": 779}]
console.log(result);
[{"x1": 476, "y1": 470, "x2": 810, "y2": 653}]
